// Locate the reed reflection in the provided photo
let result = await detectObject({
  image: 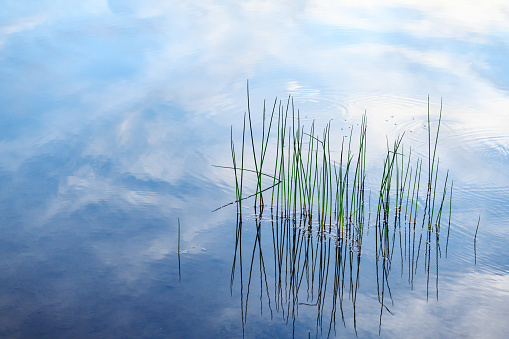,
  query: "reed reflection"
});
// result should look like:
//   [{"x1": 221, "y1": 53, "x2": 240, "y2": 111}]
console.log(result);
[
  {"x1": 231, "y1": 200, "x2": 451, "y2": 337},
  {"x1": 230, "y1": 211, "x2": 364, "y2": 337}
]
